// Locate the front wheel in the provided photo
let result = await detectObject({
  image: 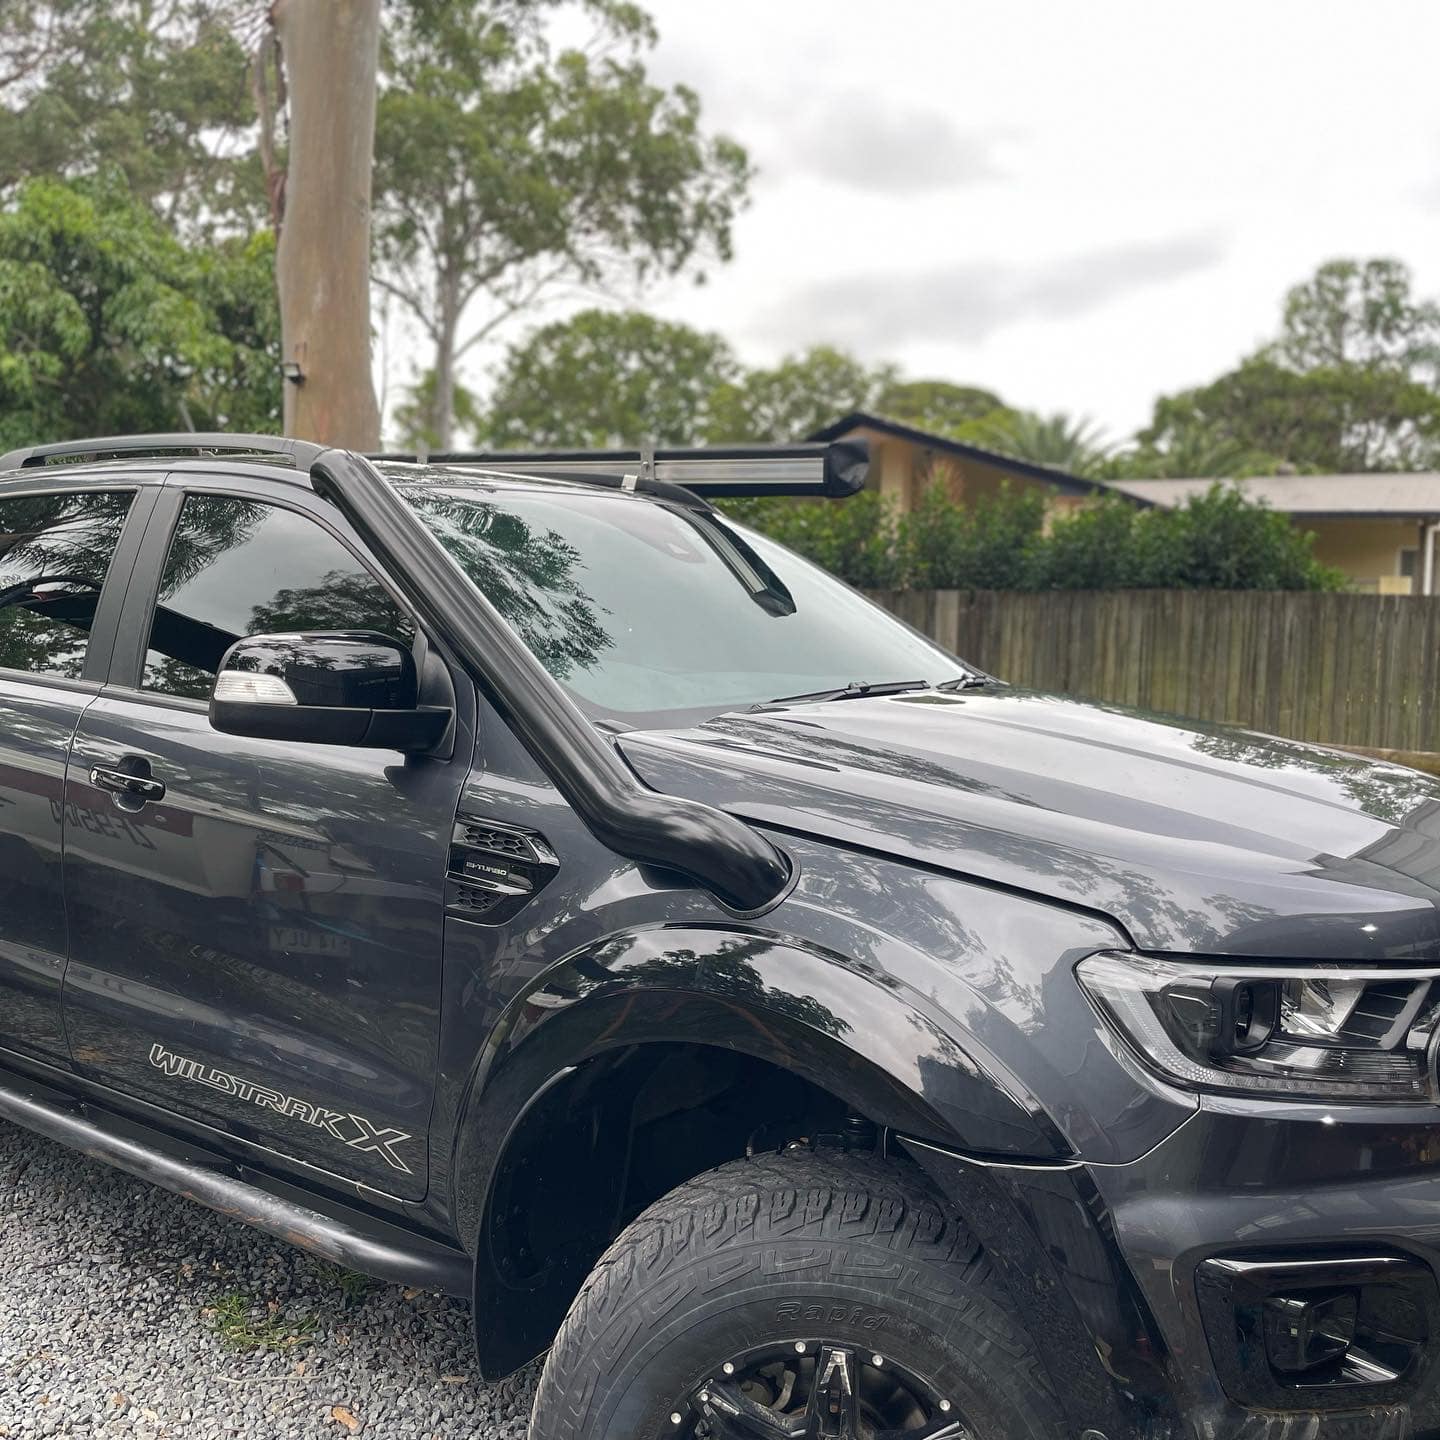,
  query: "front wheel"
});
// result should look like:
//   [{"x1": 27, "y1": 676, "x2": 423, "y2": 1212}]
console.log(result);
[{"x1": 527, "y1": 1149, "x2": 1065, "y2": 1439}]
